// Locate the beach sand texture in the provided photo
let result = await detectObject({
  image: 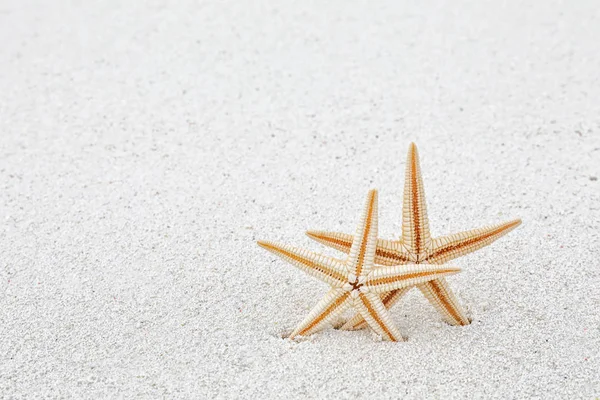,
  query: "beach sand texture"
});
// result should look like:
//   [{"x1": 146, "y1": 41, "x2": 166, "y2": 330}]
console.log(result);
[{"x1": 1, "y1": 1, "x2": 599, "y2": 398}]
